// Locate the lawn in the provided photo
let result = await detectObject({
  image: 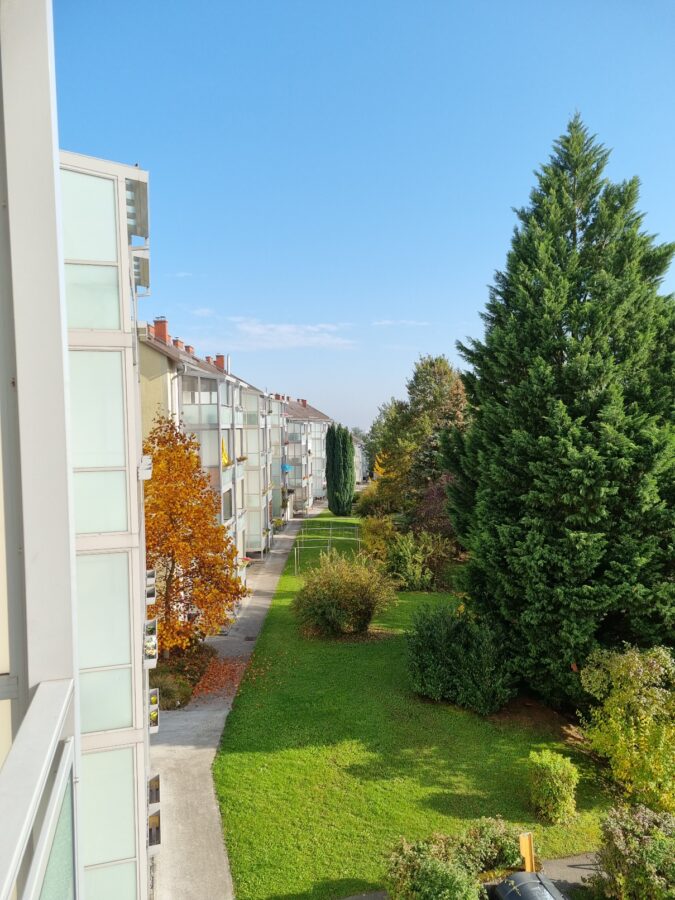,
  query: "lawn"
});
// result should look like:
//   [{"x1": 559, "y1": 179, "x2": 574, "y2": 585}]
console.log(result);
[{"x1": 213, "y1": 513, "x2": 608, "y2": 900}]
